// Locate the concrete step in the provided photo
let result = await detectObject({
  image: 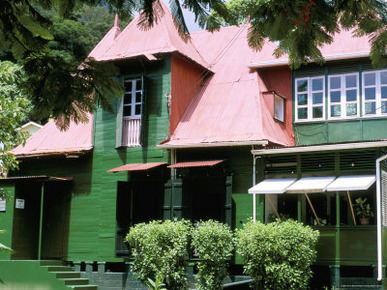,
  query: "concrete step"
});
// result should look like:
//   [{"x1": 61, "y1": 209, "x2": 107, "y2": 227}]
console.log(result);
[
  {"x1": 68, "y1": 285, "x2": 98, "y2": 290},
  {"x1": 61, "y1": 278, "x2": 90, "y2": 286},
  {"x1": 40, "y1": 260, "x2": 66, "y2": 266},
  {"x1": 53, "y1": 271, "x2": 82, "y2": 279},
  {"x1": 44, "y1": 266, "x2": 74, "y2": 272}
]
